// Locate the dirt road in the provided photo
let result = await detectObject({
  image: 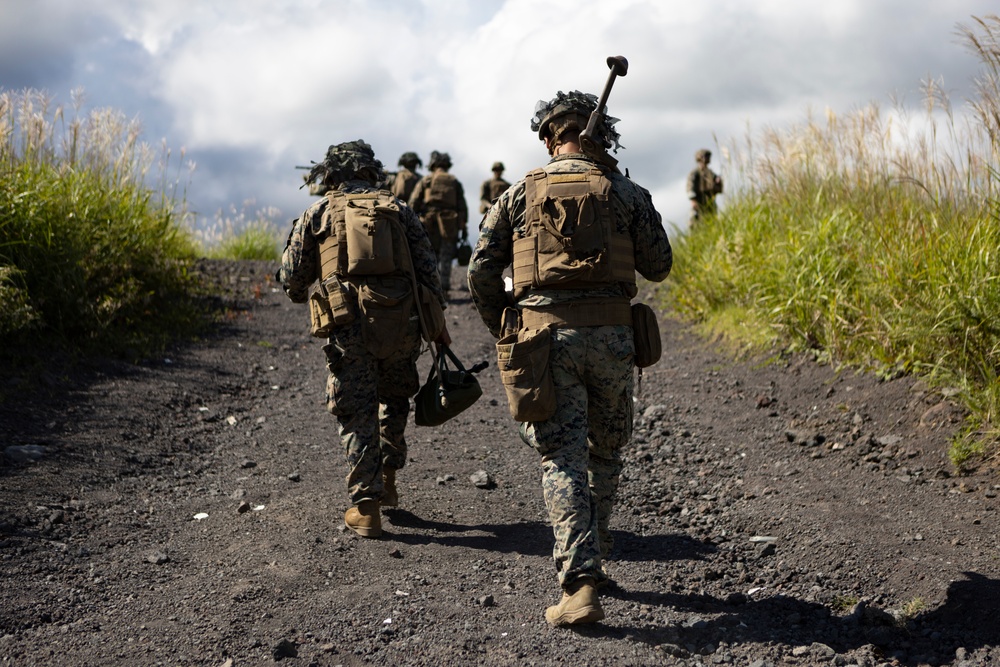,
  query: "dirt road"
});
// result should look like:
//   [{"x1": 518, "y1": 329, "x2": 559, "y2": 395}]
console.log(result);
[{"x1": 1, "y1": 260, "x2": 998, "y2": 666}]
